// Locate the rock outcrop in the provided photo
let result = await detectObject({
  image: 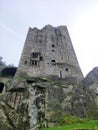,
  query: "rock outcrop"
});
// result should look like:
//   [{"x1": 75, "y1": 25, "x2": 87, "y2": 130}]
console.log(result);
[
  {"x1": 0, "y1": 67, "x2": 98, "y2": 129},
  {"x1": 82, "y1": 67, "x2": 98, "y2": 107}
]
